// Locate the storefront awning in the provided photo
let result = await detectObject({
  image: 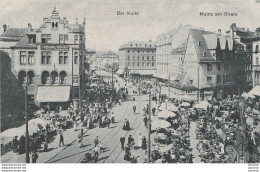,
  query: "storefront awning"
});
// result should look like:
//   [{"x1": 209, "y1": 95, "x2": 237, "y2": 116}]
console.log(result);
[
  {"x1": 36, "y1": 85, "x2": 71, "y2": 102},
  {"x1": 116, "y1": 69, "x2": 124, "y2": 75},
  {"x1": 248, "y1": 85, "x2": 260, "y2": 96}
]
